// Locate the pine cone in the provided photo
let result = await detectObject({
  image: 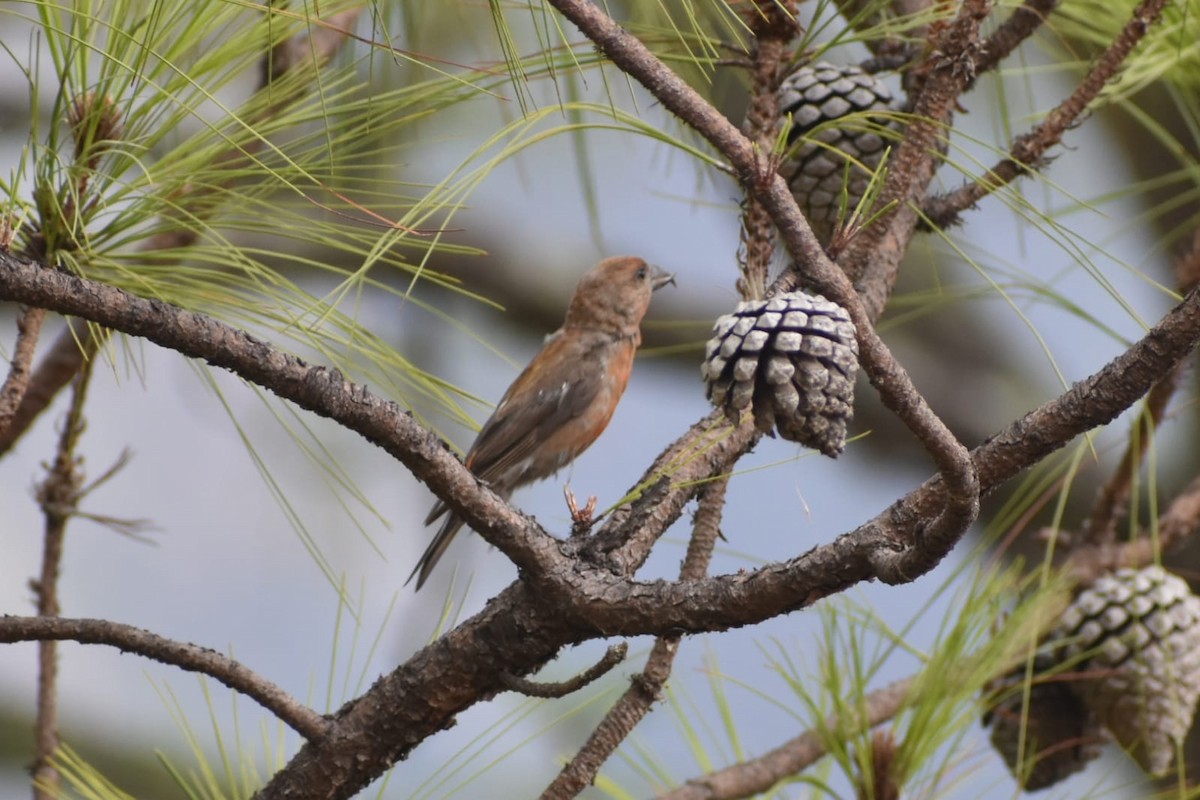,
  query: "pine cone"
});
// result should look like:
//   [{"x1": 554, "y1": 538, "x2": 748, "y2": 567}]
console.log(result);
[
  {"x1": 777, "y1": 62, "x2": 896, "y2": 244},
  {"x1": 1049, "y1": 566, "x2": 1200, "y2": 774},
  {"x1": 700, "y1": 292, "x2": 858, "y2": 456},
  {"x1": 985, "y1": 652, "x2": 1106, "y2": 791}
]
